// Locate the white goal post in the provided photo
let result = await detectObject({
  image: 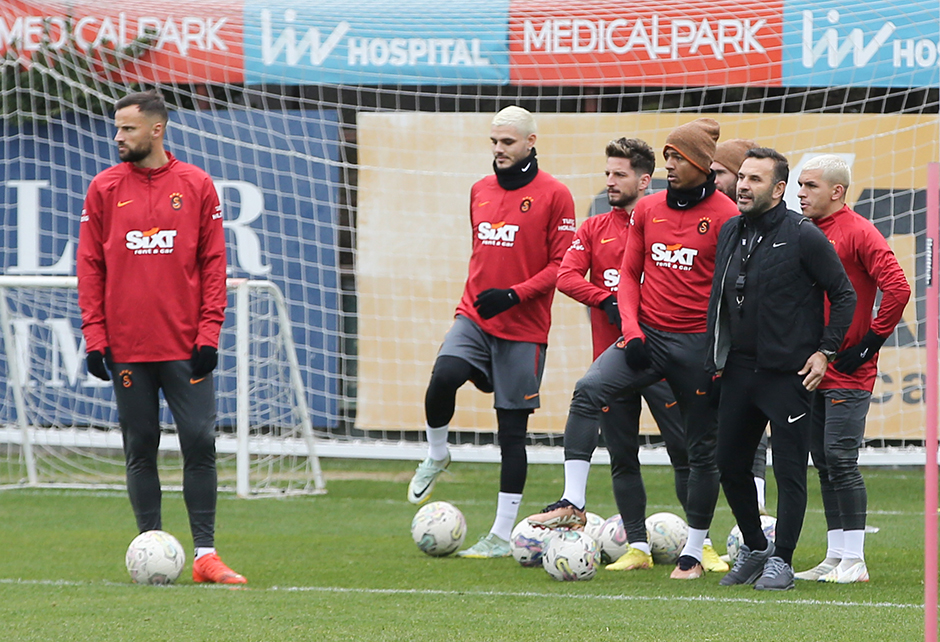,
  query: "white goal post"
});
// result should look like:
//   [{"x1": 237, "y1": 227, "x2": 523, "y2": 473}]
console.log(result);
[{"x1": 0, "y1": 275, "x2": 325, "y2": 497}]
